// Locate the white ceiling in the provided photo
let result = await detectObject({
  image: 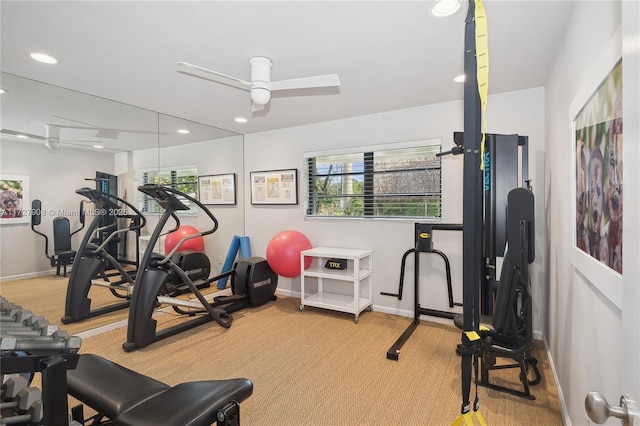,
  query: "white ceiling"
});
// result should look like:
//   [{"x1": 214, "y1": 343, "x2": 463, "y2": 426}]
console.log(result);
[{"x1": 1, "y1": 0, "x2": 575, "y2": 147}]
